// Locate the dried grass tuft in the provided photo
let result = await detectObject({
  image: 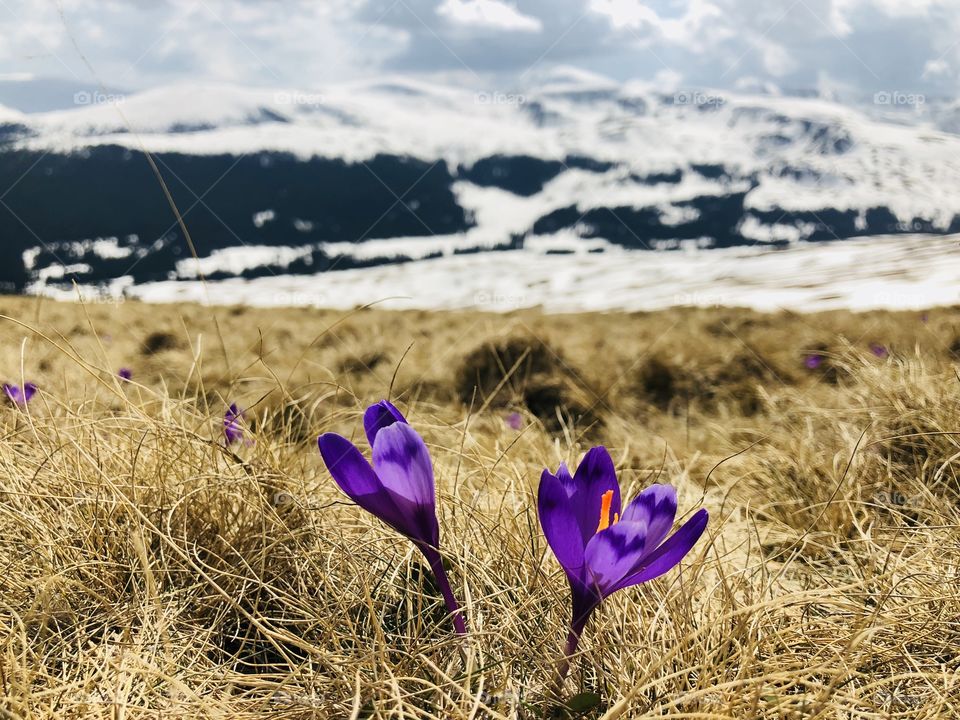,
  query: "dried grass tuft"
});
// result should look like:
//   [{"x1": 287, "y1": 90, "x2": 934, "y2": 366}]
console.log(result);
[{"x1": 0, "y1": 297, "x2": 958, "y2": 718}]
